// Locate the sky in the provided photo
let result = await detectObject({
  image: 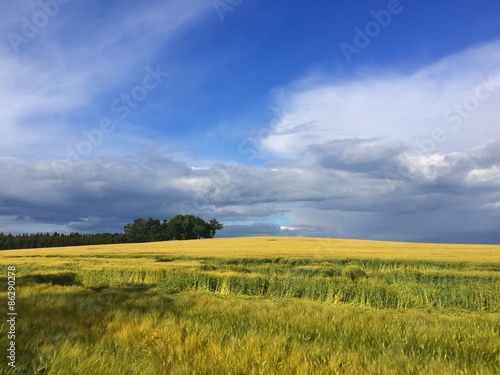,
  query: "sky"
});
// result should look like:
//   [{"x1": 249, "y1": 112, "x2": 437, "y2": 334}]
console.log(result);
[{"x1": 1, "y1": 0, "x2": 499, "y2": 243}]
